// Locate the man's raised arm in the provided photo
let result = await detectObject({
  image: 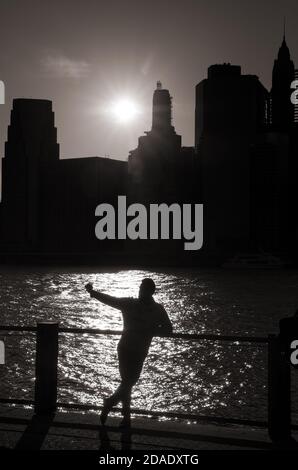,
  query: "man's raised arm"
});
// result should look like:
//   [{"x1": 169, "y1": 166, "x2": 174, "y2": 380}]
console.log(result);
[{"x1": 85, "y1": 283, "x2": 129, "y2": 310}]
